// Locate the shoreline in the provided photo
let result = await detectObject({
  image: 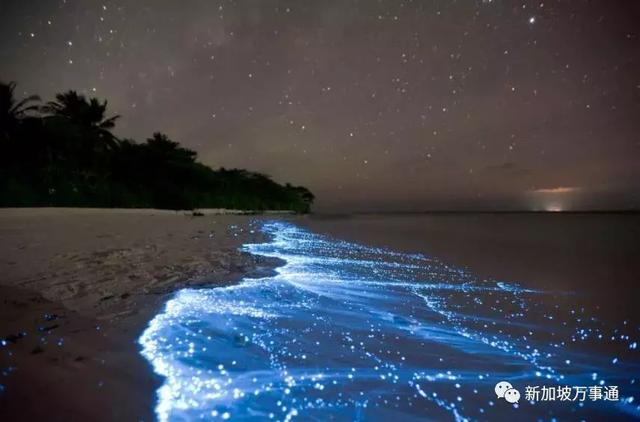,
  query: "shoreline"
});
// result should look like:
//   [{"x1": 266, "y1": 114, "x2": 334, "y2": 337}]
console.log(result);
[
  {"x1": 2, "y1": 210, "x2": 638, "y2": 420},
  {"x1": 0, "y1": 208, "x2": 282, "y2": 421},
  {"x1": 299, "y1": 212, "x2": 640, "y2": 323}
]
